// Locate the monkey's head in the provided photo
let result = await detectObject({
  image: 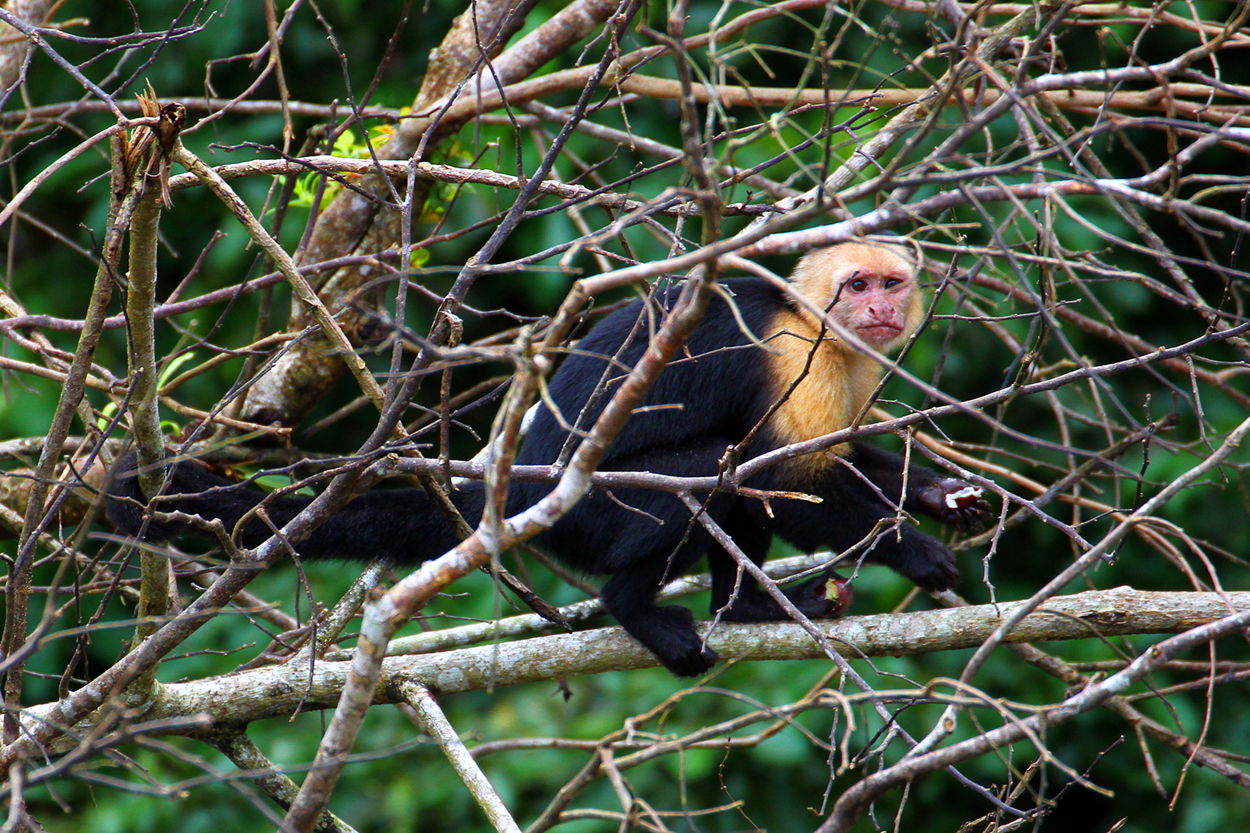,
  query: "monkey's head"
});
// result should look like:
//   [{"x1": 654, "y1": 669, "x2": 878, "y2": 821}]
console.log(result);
[{"x1": 790, "y1": 241, "x2": 923, "y2": 352}]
